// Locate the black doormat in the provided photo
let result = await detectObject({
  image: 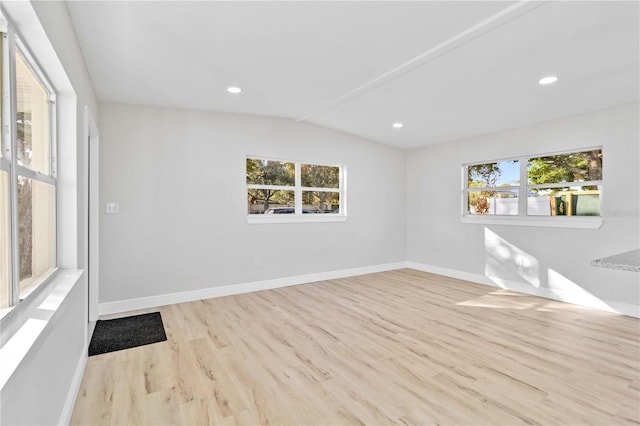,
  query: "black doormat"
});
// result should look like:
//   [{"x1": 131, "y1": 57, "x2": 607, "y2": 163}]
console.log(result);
[{"x1": 89, "y1": 312, "x2": 167, "y2": 356}]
